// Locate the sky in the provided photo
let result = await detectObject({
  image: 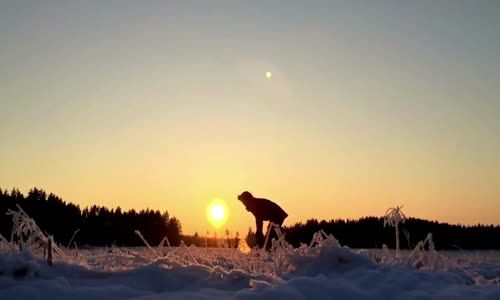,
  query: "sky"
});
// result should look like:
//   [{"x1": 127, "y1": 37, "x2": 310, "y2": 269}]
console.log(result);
[{"x1": 1, "y1": 1, "x2": 499, "y2": 236}]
